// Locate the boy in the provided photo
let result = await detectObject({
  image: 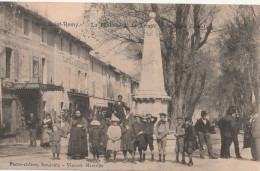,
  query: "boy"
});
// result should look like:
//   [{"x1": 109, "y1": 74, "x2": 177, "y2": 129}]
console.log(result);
[
  {"x1": 132, "y1": 114, "x2": 146, "y2": 162},
  {"x1": 50, "y1": 124, "x2": 67, "y2": 160},
  {"x1": 143, "y1": 113, "x2": 157, "y2": 161},
  {"x1": 155, "y1": 113, "x2": 169, "y2": 162},
  {"x1": 121, "y1": 119, "x2": 136, "y2": 164},
  {"x1": 174, "y1": 117, "x2": 185, "y2": 163},
  {"x1": 183, "y1": 118, "x2": 198, "y2": 166},
  {"x1": 89, "y1": 120, "x2": 102, "y2": 163}
]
